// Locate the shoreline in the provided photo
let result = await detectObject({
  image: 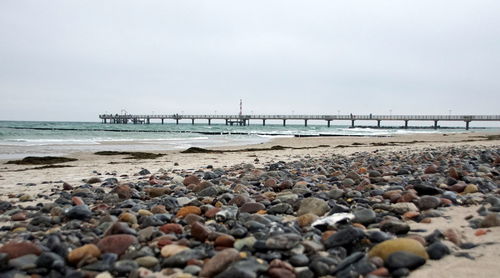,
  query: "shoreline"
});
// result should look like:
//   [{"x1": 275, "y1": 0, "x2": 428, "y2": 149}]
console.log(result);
[{"x1": 0, "y1": 132, "x2": 498, "y2": 277}]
